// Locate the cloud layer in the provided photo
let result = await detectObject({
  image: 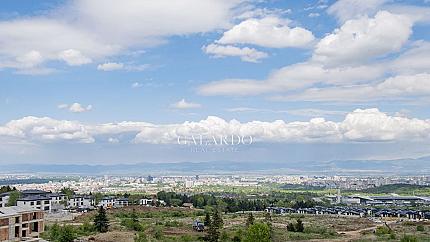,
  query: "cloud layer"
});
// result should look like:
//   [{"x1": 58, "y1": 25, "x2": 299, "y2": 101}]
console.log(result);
[
  {"x1": 0, "y1": 0, "x2": 244, "y2": 73},
  {"x1": 1, "y1": 109, "x2": 429, "y2": 145}
]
